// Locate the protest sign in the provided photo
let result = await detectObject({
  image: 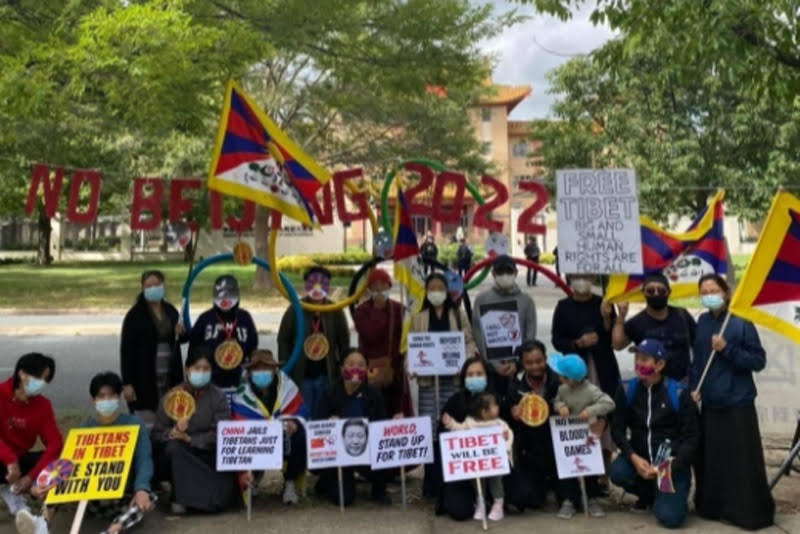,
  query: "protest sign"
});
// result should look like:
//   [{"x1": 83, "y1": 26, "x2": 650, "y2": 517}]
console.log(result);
[
  {"x1": 216, "y1": 420, "x2": 283, "y2": 471},
  {"x1": 369, "y1": 417, "x2": 434, "y2": 470},
  {"x1": 549, "y1": 417, "x2": 605, "y2": 479},
  {"x1": 306, "y1": 418, "x2": 370, "y2": 469},
  {"x1": 485, "y1": 232, "x2": 509, "y2": 257},
  {"x1": 478, "y1": 300, "x2": 521, "y2": 361},
  {"x1": 407, "y1": 331, "x2": 466, "y2": 376},
  {"x1": 45, "y1": 425, "x2": 139, "y2": 505},
  {"x1": 439, "y1": 427, "x2": 510, "y2": 483},
  {"x1": 556, "y1": 169, "x2": 643, "y2": 275}
]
